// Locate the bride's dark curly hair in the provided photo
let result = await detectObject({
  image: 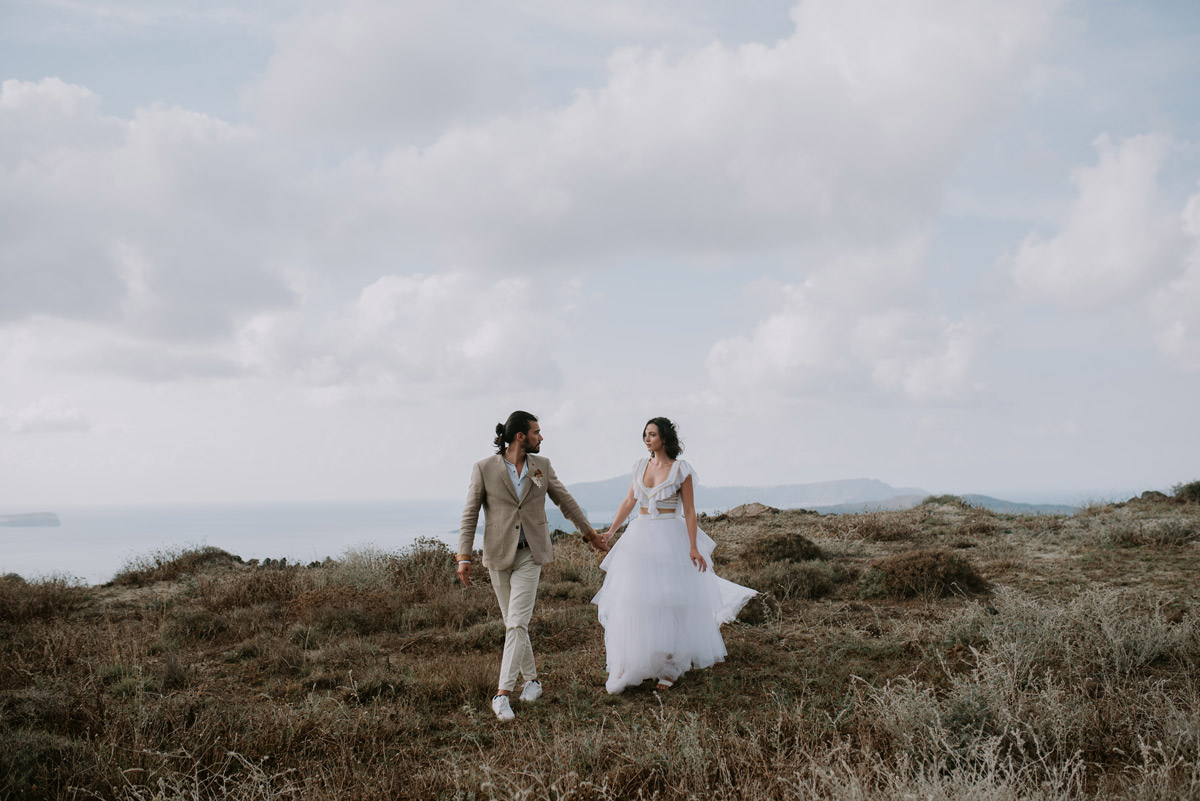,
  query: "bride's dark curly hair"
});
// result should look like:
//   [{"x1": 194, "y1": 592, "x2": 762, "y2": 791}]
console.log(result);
[{"x1": 644, "y1": 416, "x2": 683, "y2": 460}]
